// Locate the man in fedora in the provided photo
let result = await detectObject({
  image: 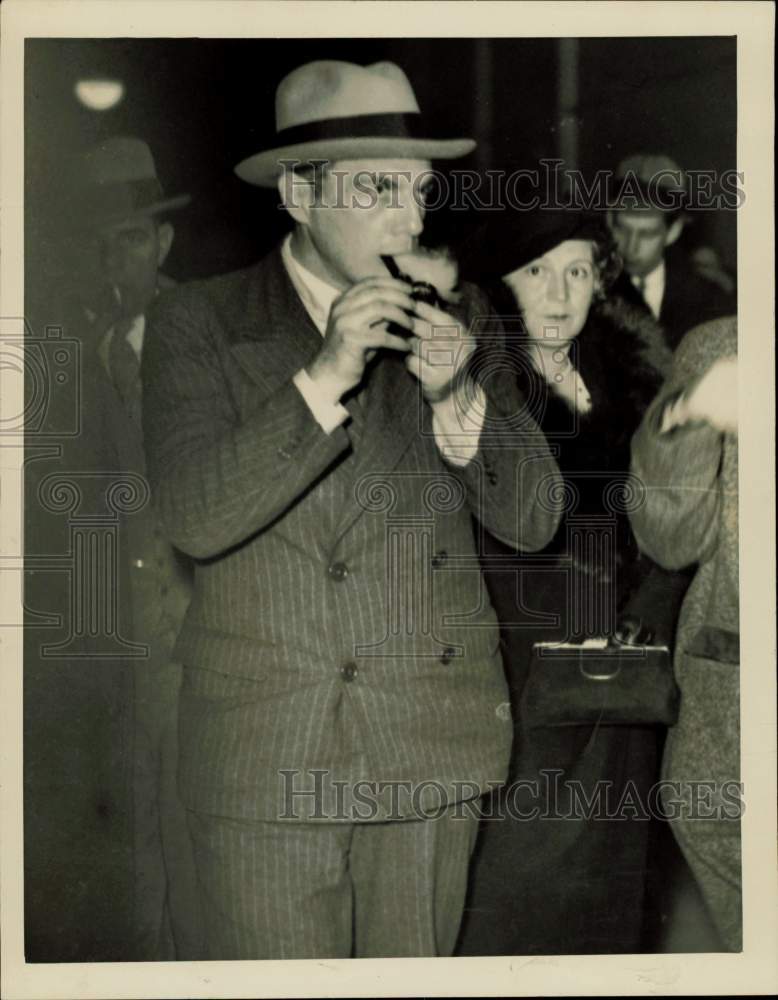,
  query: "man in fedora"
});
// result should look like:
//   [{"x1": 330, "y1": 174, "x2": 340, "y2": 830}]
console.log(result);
[
  {"x1": 142, "y1": 60, "x2": 563, "y2": 959},
  {"x1": 77, "y1": 136, "x2": 199, "y2": 959},
  {"x1": 608, "y1": 153, "x2": 735, "y2": 351}
]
